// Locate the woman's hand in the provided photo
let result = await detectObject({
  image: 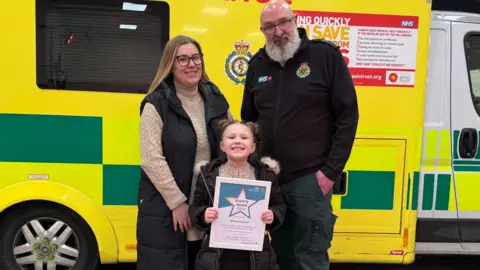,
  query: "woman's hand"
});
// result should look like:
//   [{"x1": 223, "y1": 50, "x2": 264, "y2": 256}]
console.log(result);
[
  {"x1": 204, "y1": 207, "x2": 218, "y2": 224},
  {"x1": 172, "y1": 203, "x2": 192, "y2": 232},
  {"x1": 261, "y1": 209, "x2": 274, "y2": 224}
]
